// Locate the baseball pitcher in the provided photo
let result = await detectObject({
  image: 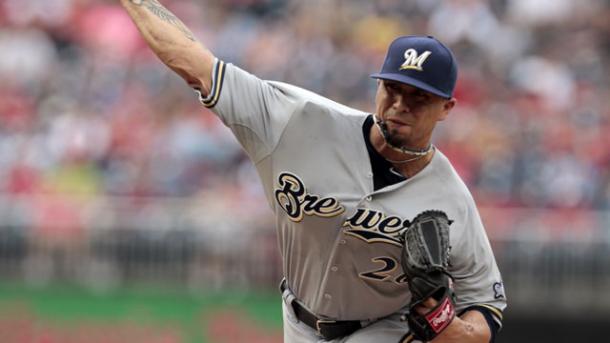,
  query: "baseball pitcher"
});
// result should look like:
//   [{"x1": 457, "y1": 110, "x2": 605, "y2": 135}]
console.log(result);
[{"x1": 120, "y1": 1, "x2": 506, "y2": 342}]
